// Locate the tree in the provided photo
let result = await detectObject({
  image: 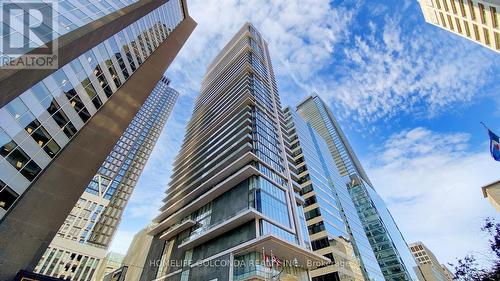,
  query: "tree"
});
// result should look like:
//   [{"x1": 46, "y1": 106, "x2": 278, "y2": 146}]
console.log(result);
[{"x1": 451, "y1": 218, "x2": 500, "y2": 281}]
